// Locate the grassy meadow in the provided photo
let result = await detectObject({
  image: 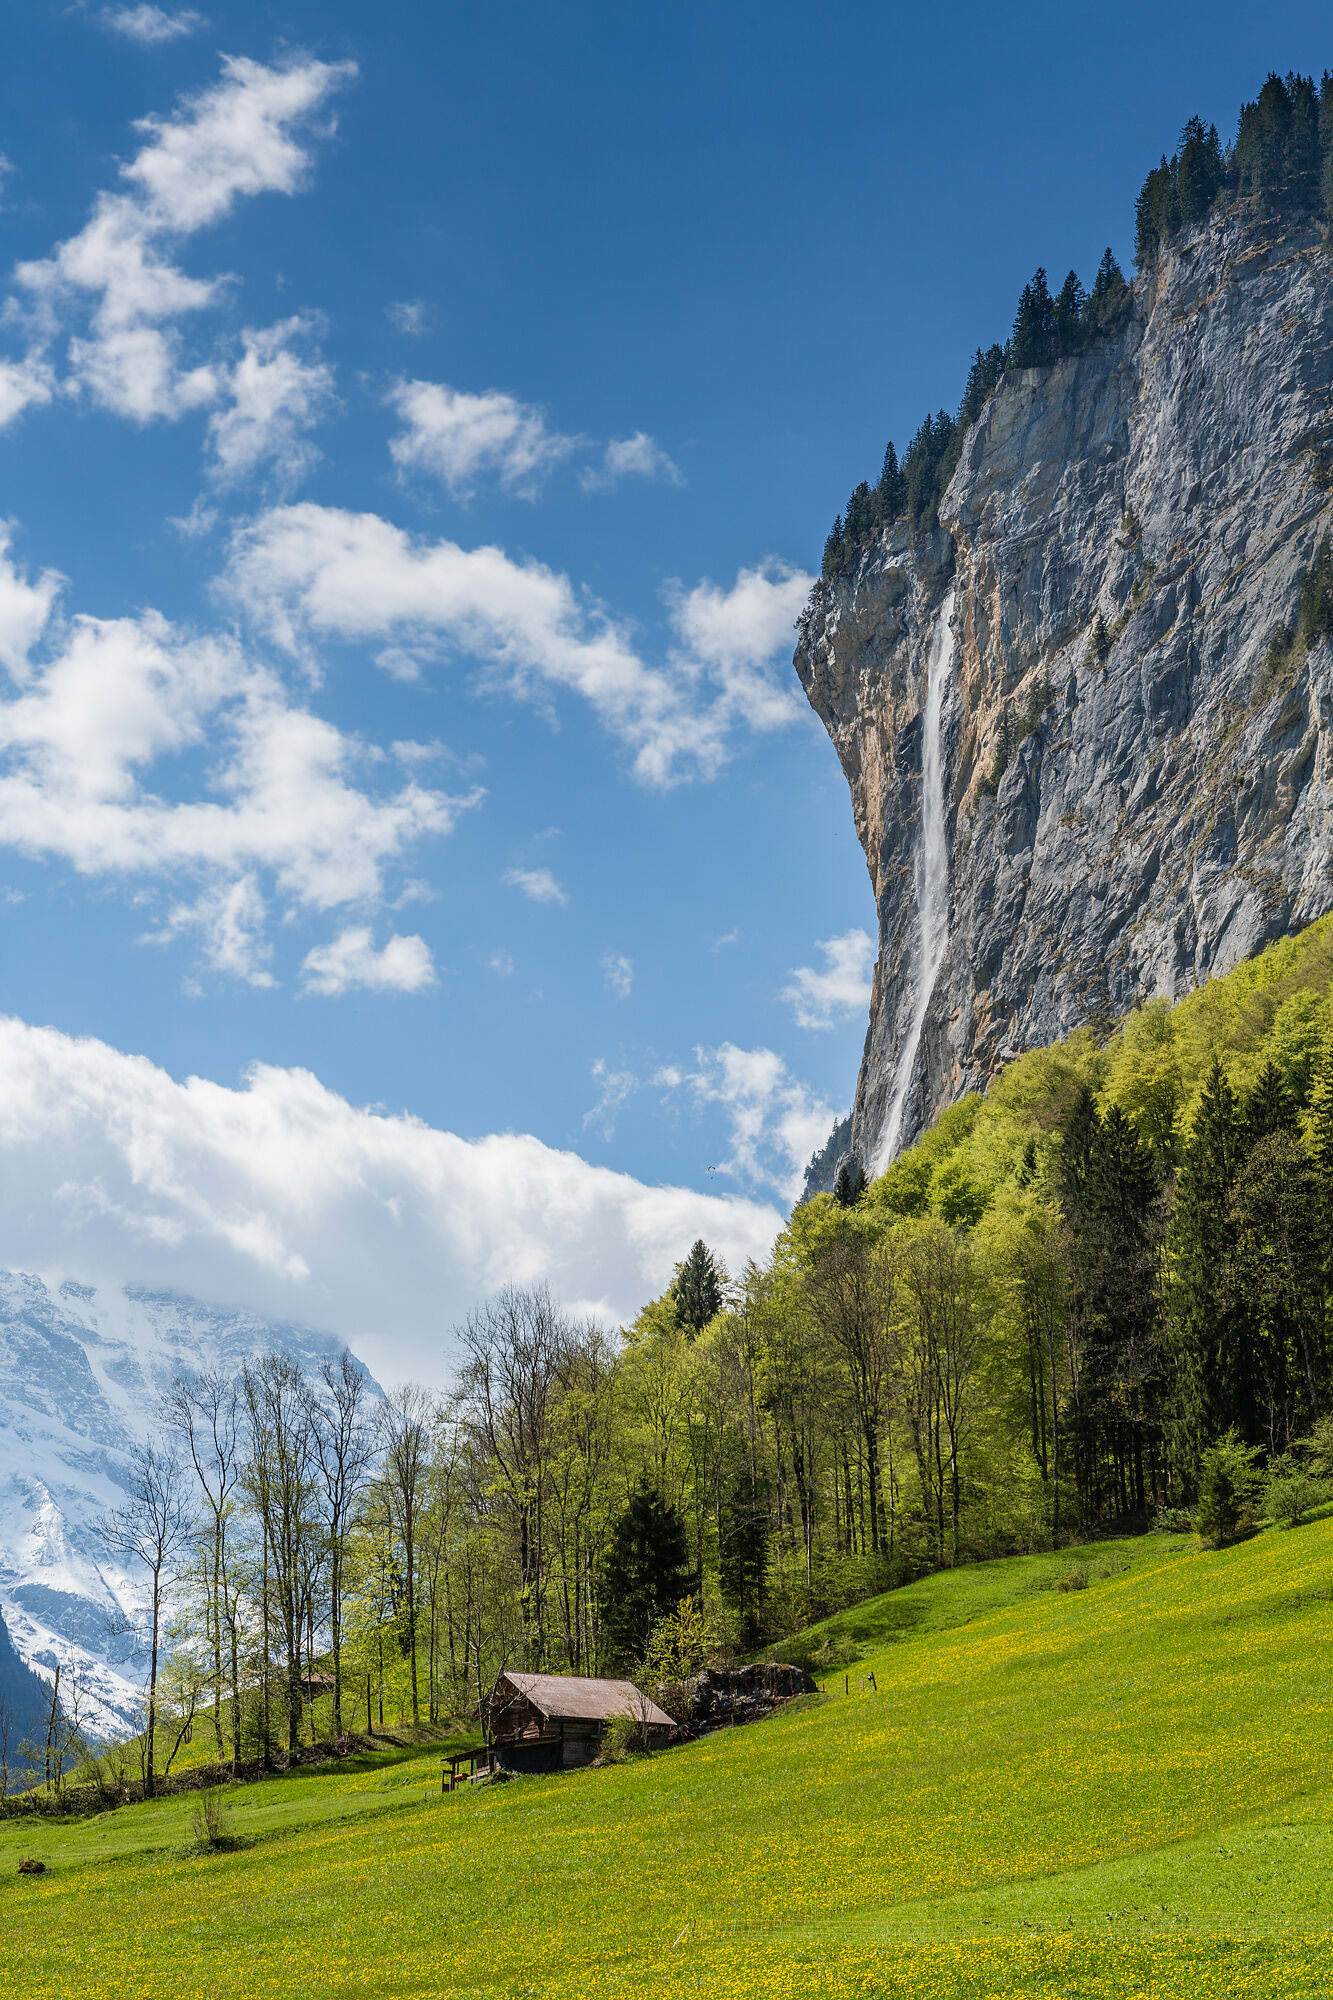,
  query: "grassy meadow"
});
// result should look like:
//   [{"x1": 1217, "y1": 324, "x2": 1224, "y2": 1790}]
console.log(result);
[{"x1": 7, "y1": 1520, "x2": 1333, "y2": 1997}]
